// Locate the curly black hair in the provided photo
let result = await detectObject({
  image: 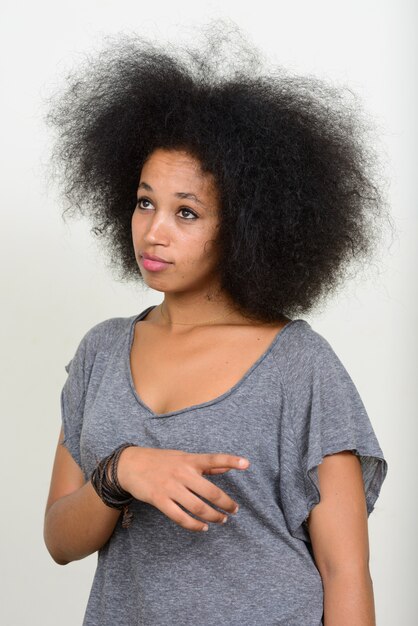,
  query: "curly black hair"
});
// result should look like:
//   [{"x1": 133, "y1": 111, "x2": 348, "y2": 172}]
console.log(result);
[{"x1": 46, "y1": 20, "x2": 393, "y2": 323}]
